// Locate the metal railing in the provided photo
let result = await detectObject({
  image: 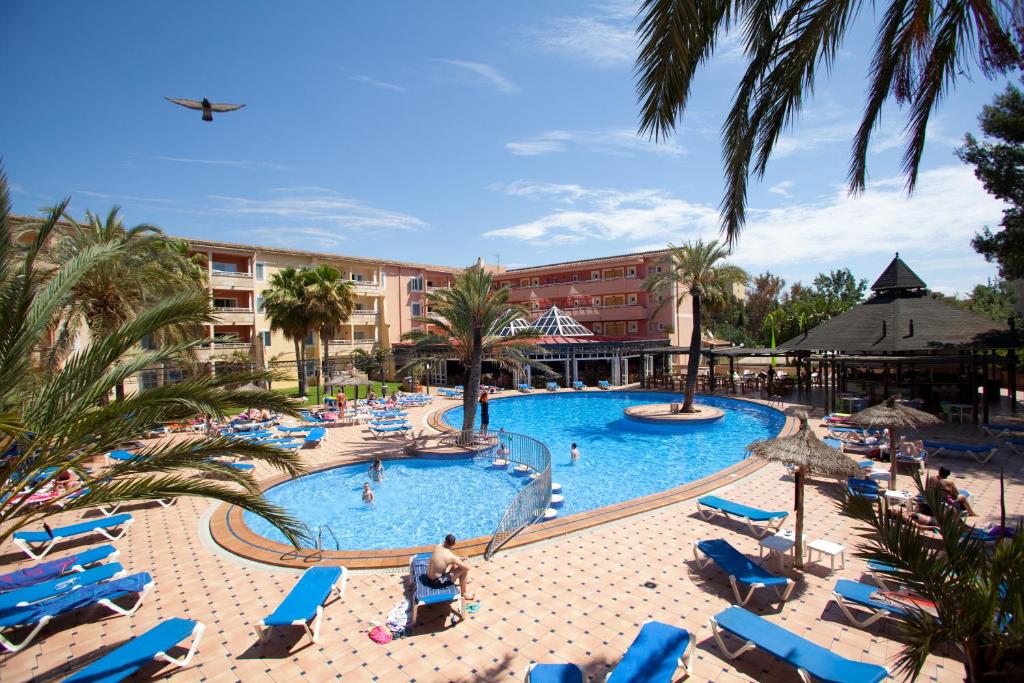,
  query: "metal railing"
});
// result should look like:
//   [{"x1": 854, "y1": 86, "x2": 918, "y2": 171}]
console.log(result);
[
  {"x1": 438, "y1": 428, "x2": 552, "y2": 560},
  {"x1": 211, "y1": 269, "x2": 253, "y2": 278}
]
